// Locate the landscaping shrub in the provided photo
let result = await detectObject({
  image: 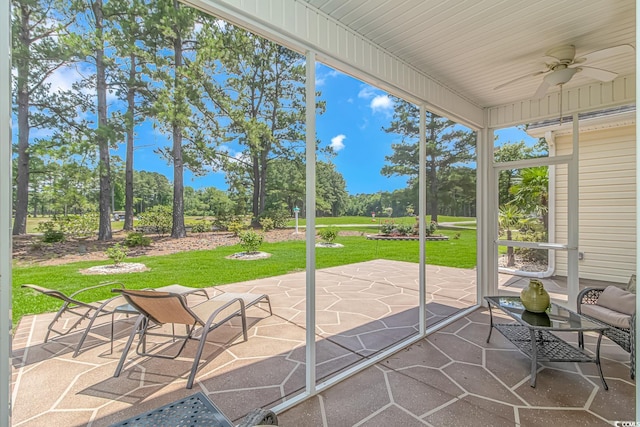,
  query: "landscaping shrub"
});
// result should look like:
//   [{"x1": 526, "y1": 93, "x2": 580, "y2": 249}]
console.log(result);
[
  {"x1": 259, "y1": 217, "x2": 275, "y2": 232},
  {"x1": 381, "y1": 220, "x2": 437, "y2": 236},
  {"x1": 36, "y1": 220, "x2": 66, "y2": 243},
  {"x1": 395, "y1": 224, "x2": 413, "y2": 236},
  {"x1": 318, "y1": 227, "x2": 338, "y2": 243},
  {"x1": 262, "y1": 203, "x2": 290, "y2": 229},
  {"x1": 190, "y1": 221, "x2": 210, "y2": 233},
  {"x1": 138, "y1": 206, "x2": 172, "y2": 235},
  {"x1": 239, "y1": 230, "x2": 264, "y2": 254},
  {"x1": 64, "y1": 212, "x2": 99, "y2": 239},
  {"x1": 427, "y1": 221, "x2": 438, "y2": 236},
  {"x1": 106, "y1": 243, "x2": 128, "y2": 265},
  {"x1": 212, "y1": 212, "x2": 234, "y2": 231},
  {"x1": 227, "y1": 220, "x2": 247, "y2": 236},
  {"x1": 380, "y1": 221, "x2": 396, "y2": 235},
  {"x1": 124, "y1": 232, "x2": 151, "y2": 247},
  {"x1": 515, "y1": 230, "x2": 548, "y2": 263}
]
